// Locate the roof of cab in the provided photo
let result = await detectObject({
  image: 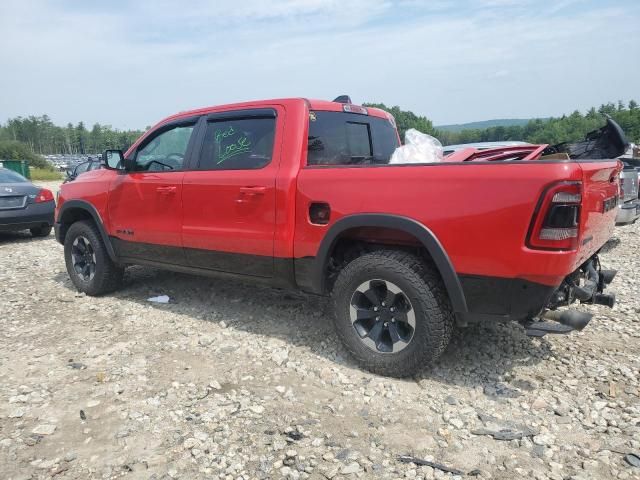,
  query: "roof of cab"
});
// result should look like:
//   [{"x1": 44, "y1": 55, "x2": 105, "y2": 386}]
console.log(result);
[{"x1": 158, "y1": 97, "x2": 390, "y2": 126}]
